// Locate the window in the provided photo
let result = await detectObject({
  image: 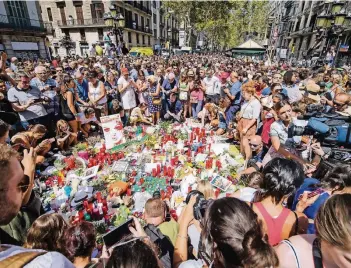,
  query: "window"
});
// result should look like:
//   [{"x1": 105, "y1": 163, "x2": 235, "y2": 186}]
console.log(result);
[
  {"x1": 141, "y1": 16, "x2": 144, "y2": 28},
  {"x1": 153, "y1": 1, "x2": 156, "y2": 8},
  {"x1": 75, "y1": 5, "x2": 84, "y2": 25},
  {"x1": 153, "y1": 14, "x2": 156, "y2": 24},
  {"x1": 5, "y1": 1, "x2": 29, "y2": 18},
  {"x1": 52, "y1": 29, "x2": 56, "y2": 38},
  {"x1": 5, "y1": 0, "x2": 30, "y2": 28},
  {"x1": 154, "y1": 29, "x2": 157, "y2": 38},
  {"x1": 147, "y1": 18, "x2": 150, "y2": 28},
  {"x1": 142, "y1": 35, "x2": 145, "y2": 45},
  {"x1": 134, "y1": 13, "x2": 138, "y2": 26},
  {"x1": 63, "y1": 29, "x2": 69, "y2": 36},
  {"x1": 80, "y1": 29, "x2": 86, "y2": 40},
  {"x1": 136, "y1": 34, "x2": 139, "y2": 44},
  {"x1": 91, "y1": 3, "x2": 104, "y2": 19},
  {"x1": 47, "y1": 8, "x2": 53, "y2": 21},
  {"x1": 59, "y1": 7, "x2": 67, "y2": 25},
  {"x1": 128, "y1": 32, "x2": 132, "y2": 43},
  {"x1": 148, "y1": 36, "x2": 151, "y2": 45},
  {"x1": 98, "y1": 28, "x2": 103, "y2": 40}
]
